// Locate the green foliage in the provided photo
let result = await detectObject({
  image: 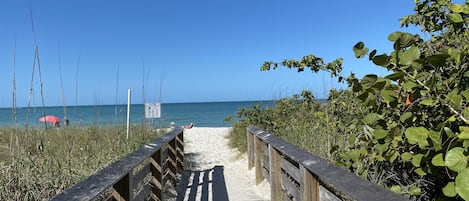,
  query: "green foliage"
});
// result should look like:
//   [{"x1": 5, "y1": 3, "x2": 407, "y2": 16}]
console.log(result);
[
  {"x1": 0, "y1": 125, "x2": 165, "y2": 200},
  {"x1": 250, "y1": 1, "x2": 469, "y2": 200}
]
